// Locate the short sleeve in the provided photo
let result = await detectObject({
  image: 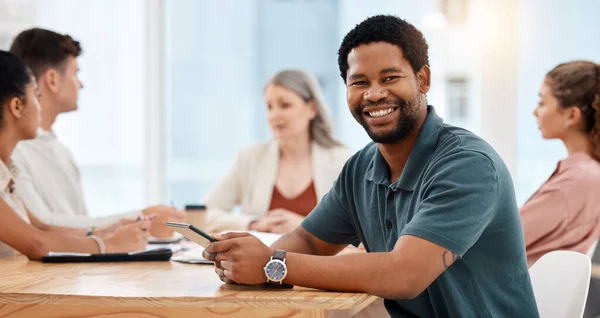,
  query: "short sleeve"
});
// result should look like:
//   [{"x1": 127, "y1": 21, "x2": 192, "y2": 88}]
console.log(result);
[
  {"x1": 401, "y1": 151, "x2": 500, "y2": 257},
  {"x1": 302, "y1": 162, "x2": 361, "y2": 246}
]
